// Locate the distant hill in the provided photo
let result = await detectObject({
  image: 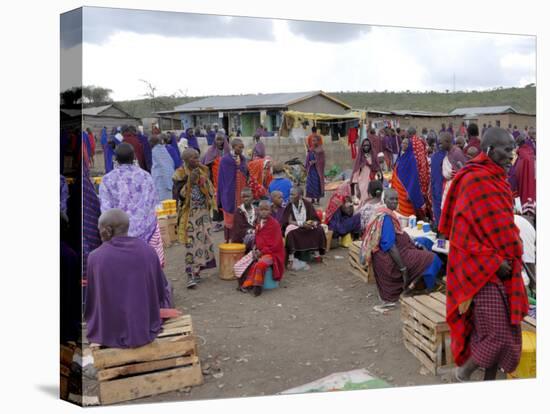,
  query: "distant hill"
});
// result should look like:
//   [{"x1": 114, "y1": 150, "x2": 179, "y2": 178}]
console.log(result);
[{"x1": 116, "y1": 86, "x2": 536, "y2": 118}]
